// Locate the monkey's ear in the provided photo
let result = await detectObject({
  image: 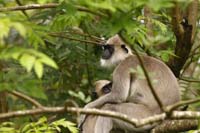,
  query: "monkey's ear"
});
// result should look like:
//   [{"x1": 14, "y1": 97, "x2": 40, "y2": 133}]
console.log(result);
[{"x1": 121, "y1": 44, "x2": 129, "y2": 53}]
